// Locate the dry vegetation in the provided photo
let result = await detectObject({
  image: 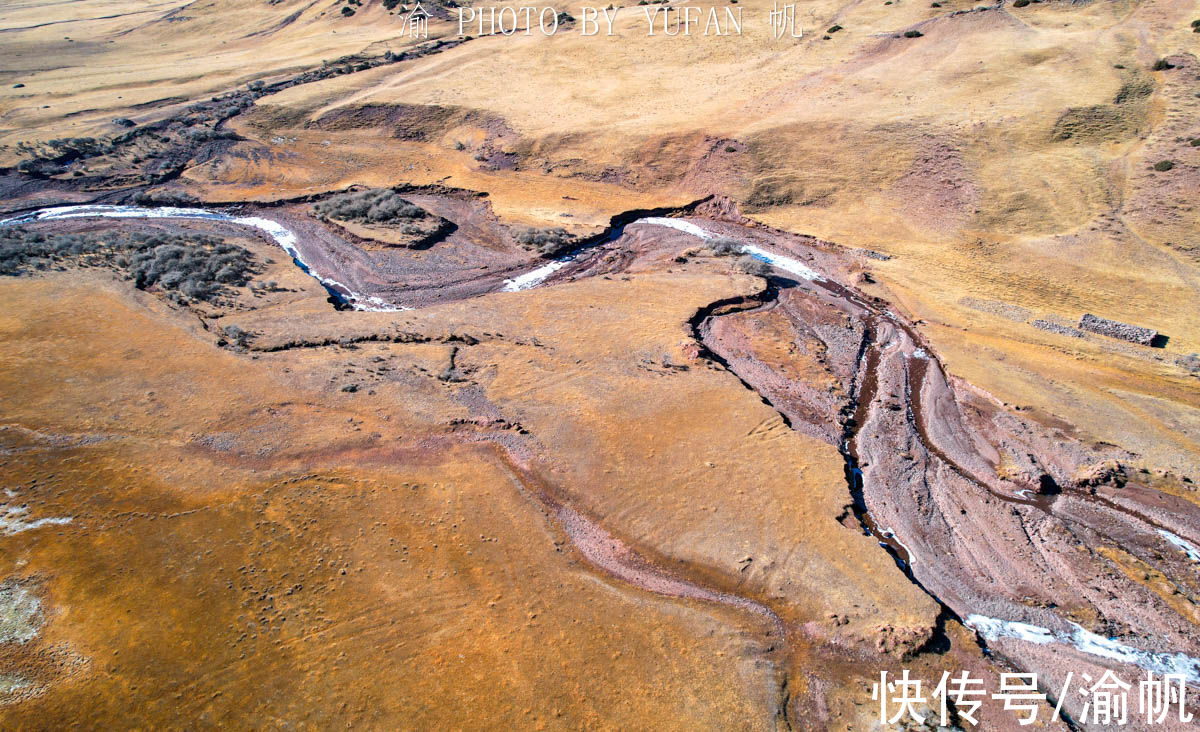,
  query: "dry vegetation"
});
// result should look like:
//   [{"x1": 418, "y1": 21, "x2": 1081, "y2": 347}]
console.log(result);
[
  {"x1": 0, "y1": 228, "x2": 258, "y2": 304},
  {"x1": 0, "y1": 0, "x2": 1198, "y2": 726}
]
